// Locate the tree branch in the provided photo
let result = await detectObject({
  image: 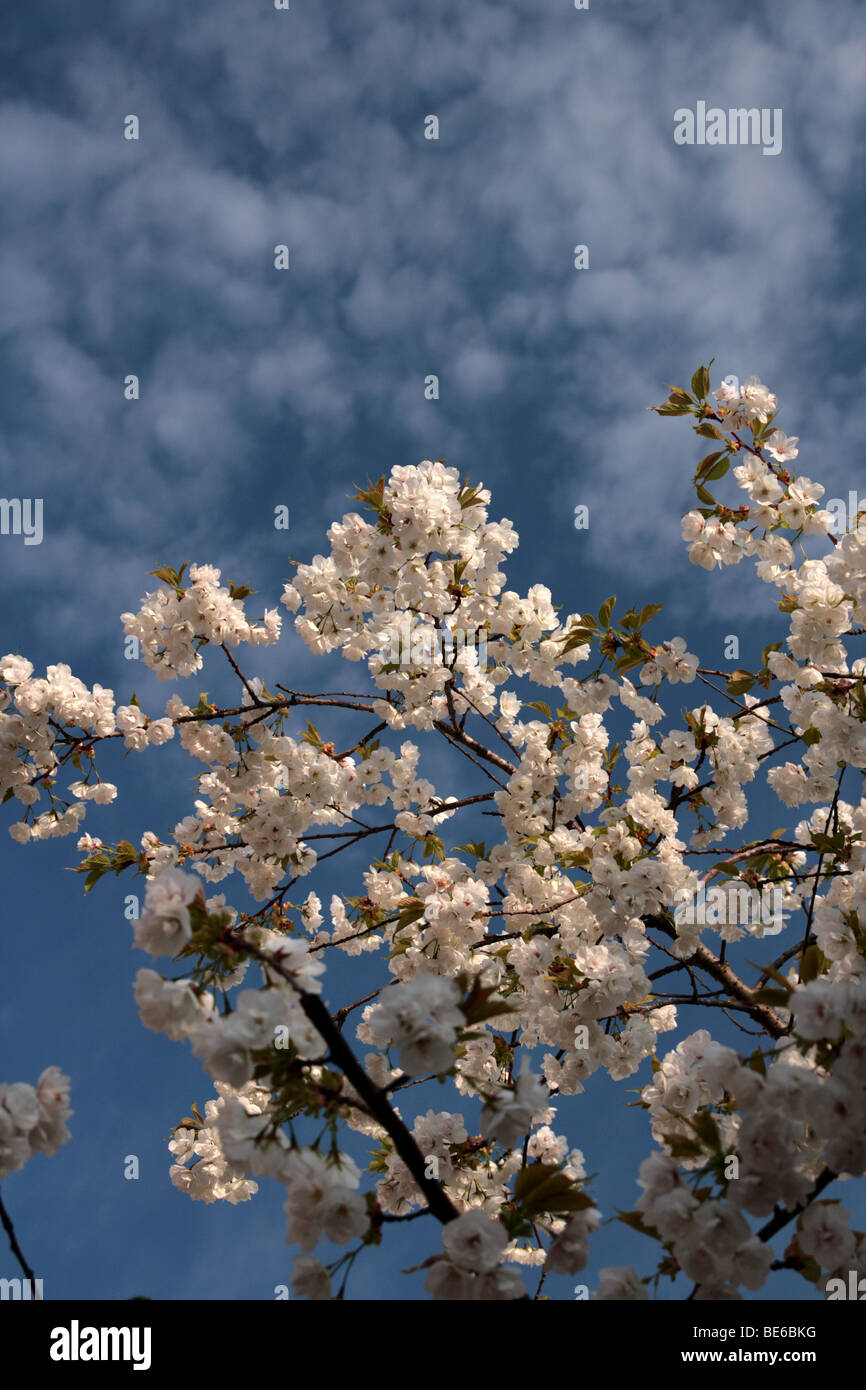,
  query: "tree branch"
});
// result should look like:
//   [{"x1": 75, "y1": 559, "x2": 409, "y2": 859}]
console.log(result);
[
  {"x1": 228, "y1": 938, "x2": 460, "y2": 1226},
  {"x1": 0, "y1": 1188, "x2": 37, "y2": 1286}
]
